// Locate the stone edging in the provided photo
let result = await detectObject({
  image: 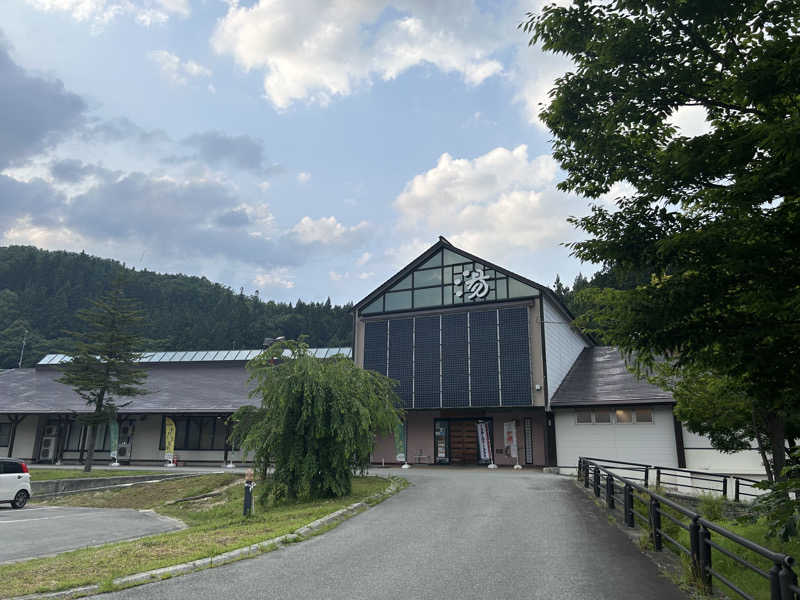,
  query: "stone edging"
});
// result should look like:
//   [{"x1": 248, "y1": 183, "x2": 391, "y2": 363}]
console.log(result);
[{"x1": 11, "y1": 477, "x2": 401, "y2": 600}]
